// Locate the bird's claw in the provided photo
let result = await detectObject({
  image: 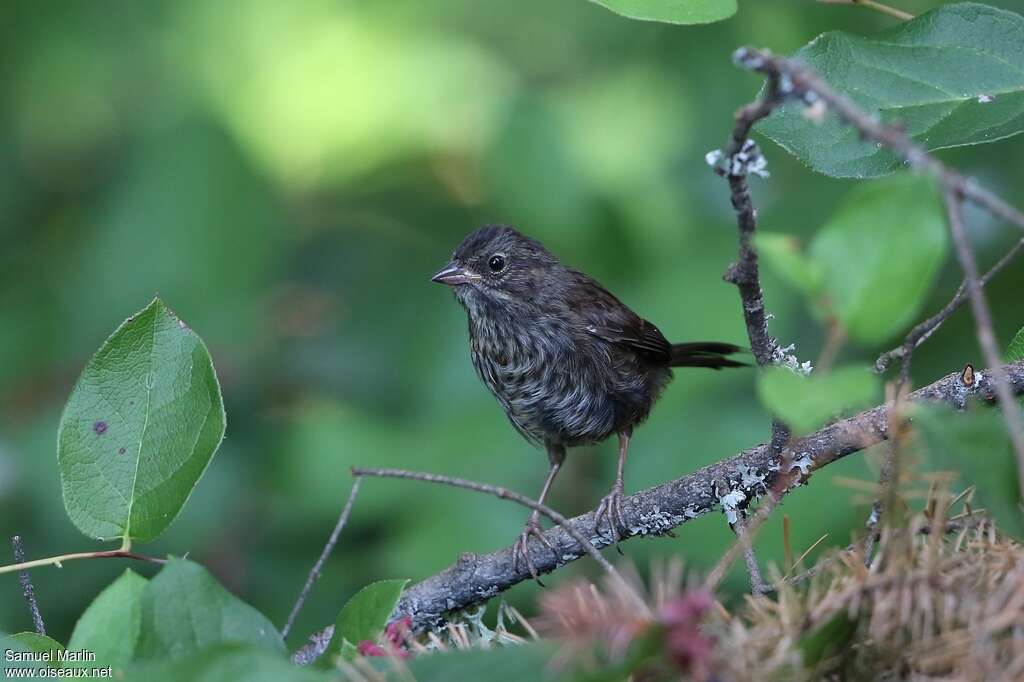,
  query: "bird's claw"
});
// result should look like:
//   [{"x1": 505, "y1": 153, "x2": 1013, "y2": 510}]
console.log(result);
[
  {"x1": 594, "y1": 483, "x2": 628, "y2": 551},
  {"x1": 513, "y1": 519, "x2": 557, "y2": 584}
]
